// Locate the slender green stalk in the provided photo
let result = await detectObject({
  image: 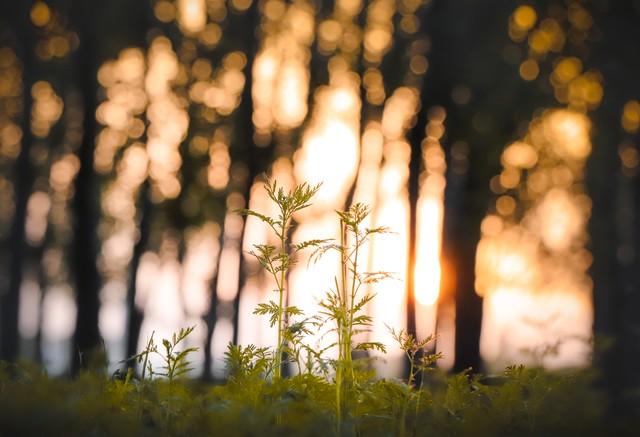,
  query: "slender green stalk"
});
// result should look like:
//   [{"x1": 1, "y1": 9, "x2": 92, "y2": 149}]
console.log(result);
[
  {"x1": 335, "y1": 357, "x2": 342, "y2": 436},
  {"x1": 388, "y1": 327, "x2": 441, "y2": 437},
  {"x1": 329, "y1": 205, "x2": 388, "y2": 435},
  {"x1": 340, "y1": 217, "x2": 349, "y2": 374},
  {"x1": 400, "y1": 351, "x2": 413, "y2": 437},
  {"x1": 399, "y1": 401, "x2": 407, "y2": 437},
  {"x1": 347, "y1": 229, "x2": 360, "y2": 382},
  {"x1": 275, "y1": 225, "x2": 287, "y2": 379},
  {"x1": 137, "y1": 332, "x2": 154, "y2": 419},
  {"x1": 413, "y1": 370, "x2": 425, "y2": 437},
  {"x1": 336, "y1": 217, "x2": 358, "y2": 435}
]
